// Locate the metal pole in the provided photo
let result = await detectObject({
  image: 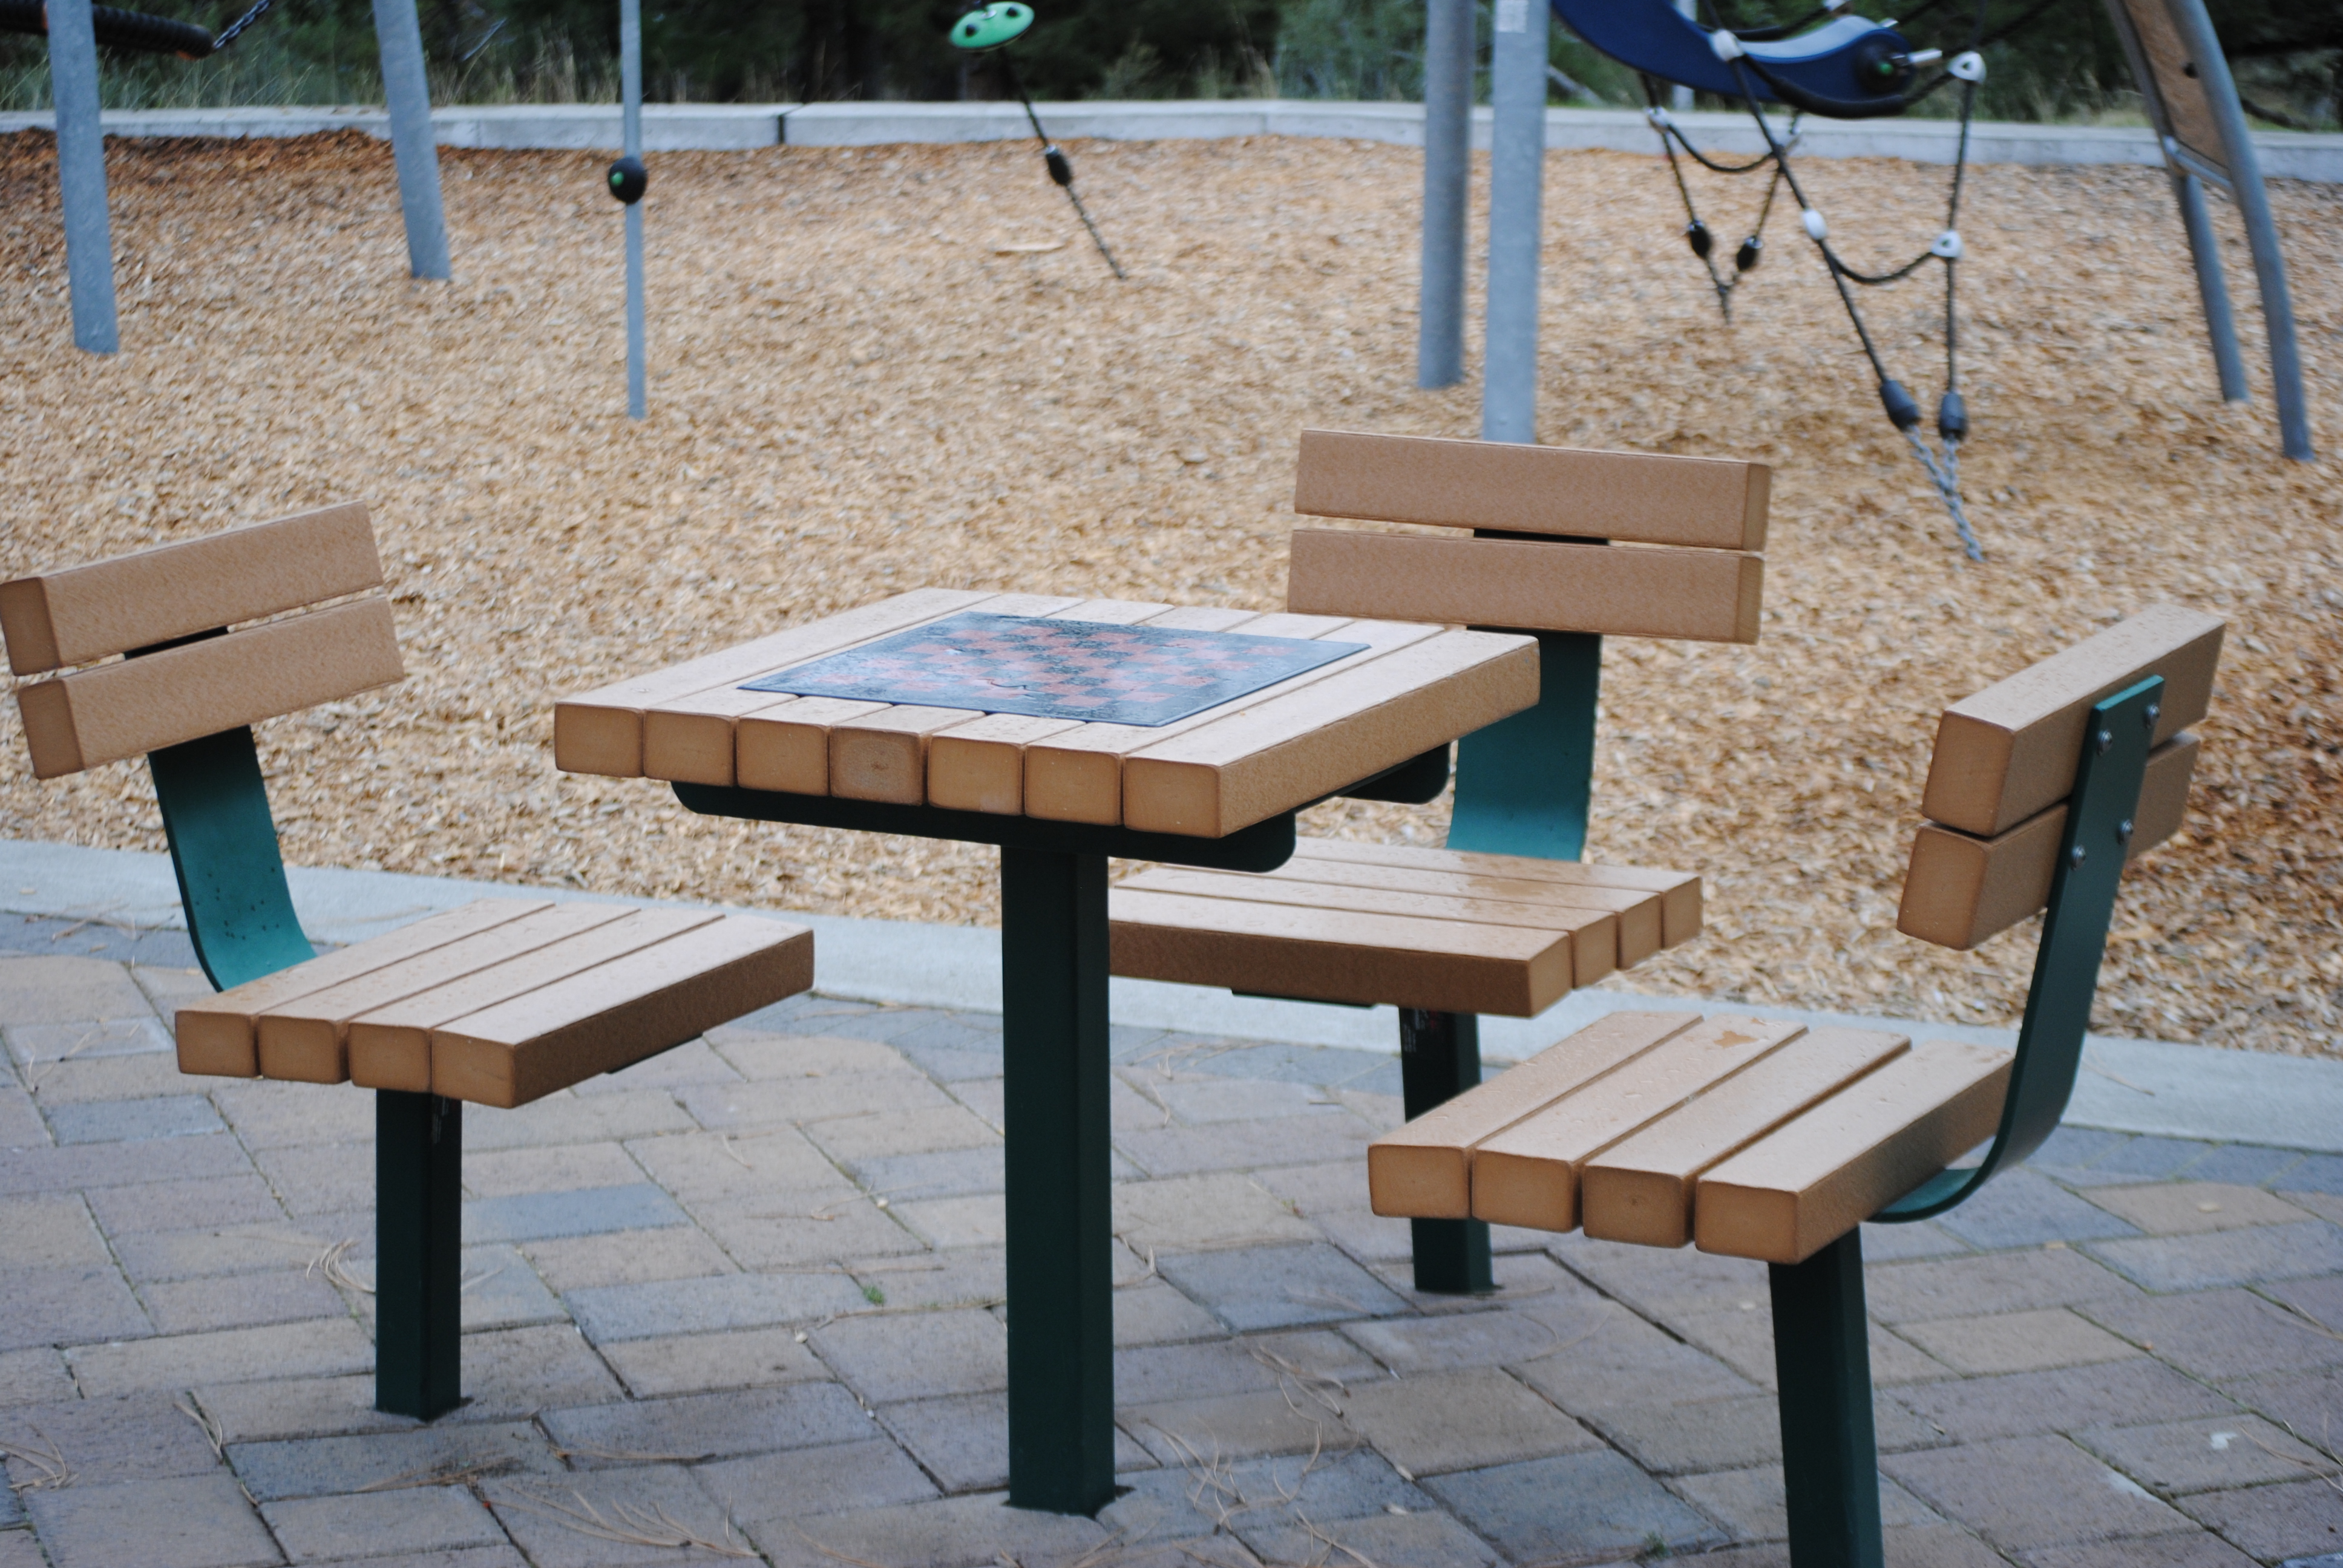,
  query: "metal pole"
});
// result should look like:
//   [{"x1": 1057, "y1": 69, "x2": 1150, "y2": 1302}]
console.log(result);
[
  {"x1": 1418, "y1": 0, "x2": 1472, "y2": 389},
  {"x1": 621, "y1": 0, "x2": 646, "y2": 420},
  {"x1": 375, "y1": 1090, "x2": 462, "y2": 1419},
  {"x1": 2171, "y1": 171, "x2": 2247, "y2": 402},
  {"x1": 999, "y1": 847, "x2": 1115, "y2": 1515},
  {"x1": 1672, "y1": 0, "x2": 1697, "y2": 110},
  {"x1": 2166, "y1": 0, "x2": 2311, "y2": 459},
  {"x1": 370, "y1": 0, "x2": 450, "y2": 279},
  {"x1": 47, "y1": 0, "x2": 116, "y2": 354},
  {"x1": 1771, "y1": 1230, "x2": 1887, "y2": 1568},
  {"x1": 1481, "y1": 0, "x2": 1547, "y2": 443}
]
